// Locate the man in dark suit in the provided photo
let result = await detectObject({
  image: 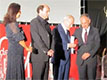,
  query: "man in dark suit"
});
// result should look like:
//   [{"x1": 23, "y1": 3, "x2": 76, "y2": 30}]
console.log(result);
[
  {"x1": 52, "y1": 15, "x2": 77, "y2": 80},
  {"x1": 30, "y1": 4, "x2": 54, "y2": 80},
  {"x1": 74, "y1": 14, "x2": 100, "y2": 80}
]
